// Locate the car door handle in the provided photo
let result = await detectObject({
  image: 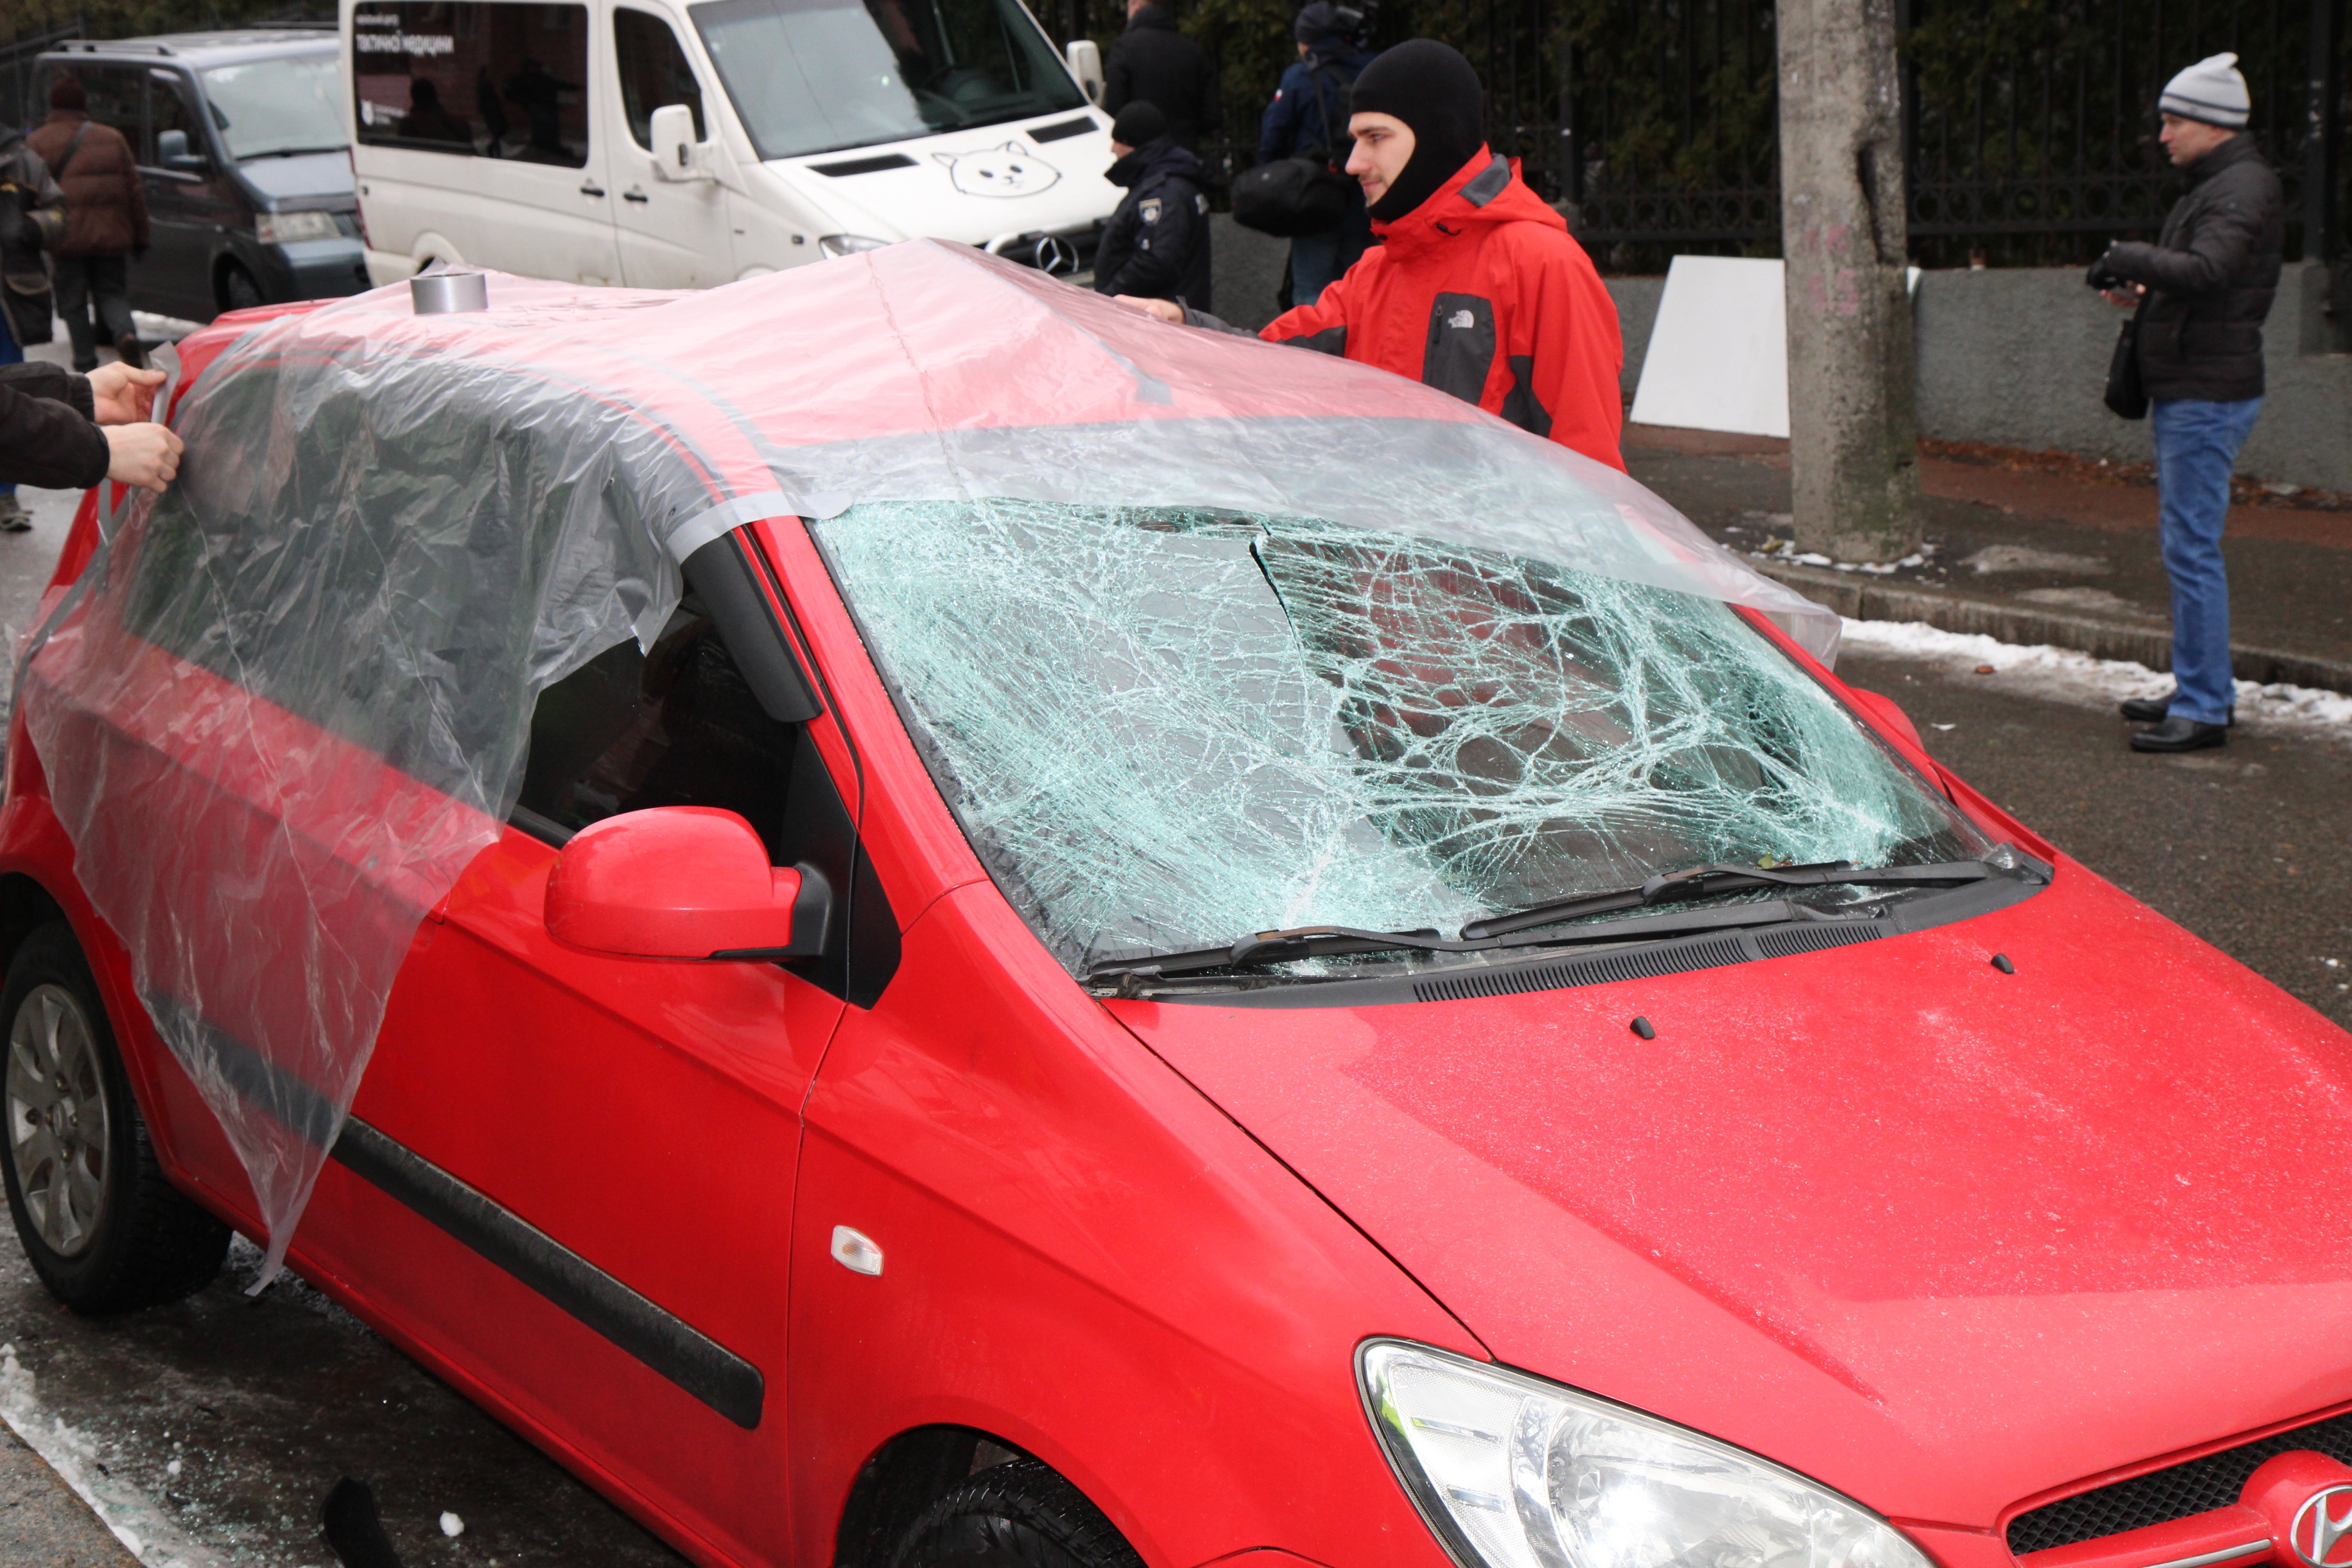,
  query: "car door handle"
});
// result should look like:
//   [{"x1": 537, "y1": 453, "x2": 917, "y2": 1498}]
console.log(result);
[
  {"x1": 622, "y1": 187, "x2": 650, "y2": 203},
  {"x1": 579, "y1": 180, "x2": 606, "y2": 197}
]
